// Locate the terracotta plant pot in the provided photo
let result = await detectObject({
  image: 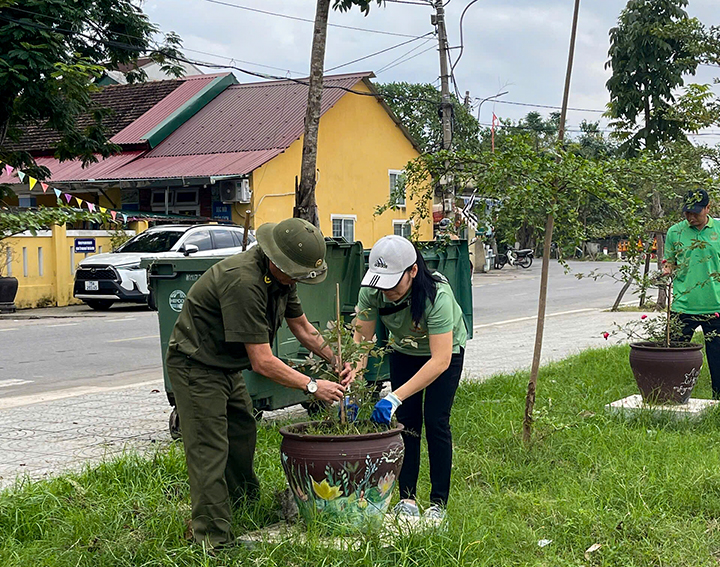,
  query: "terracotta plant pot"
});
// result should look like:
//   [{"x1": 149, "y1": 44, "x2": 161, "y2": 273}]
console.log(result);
[
  {"x1": 629, "y1": 342, "x2": 704, "y2": 404},
  {"x1": 0, "y1": 276, "x2": 18, "y2": 313},
  {"x1": 279, "y1": 421, "x2": 404, "y2": 532}
]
